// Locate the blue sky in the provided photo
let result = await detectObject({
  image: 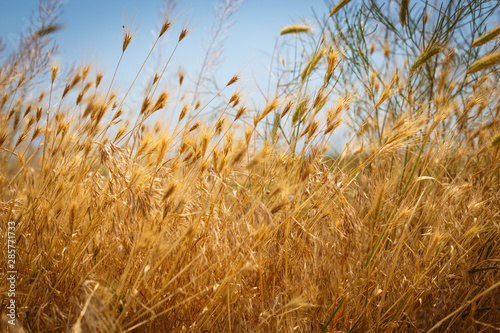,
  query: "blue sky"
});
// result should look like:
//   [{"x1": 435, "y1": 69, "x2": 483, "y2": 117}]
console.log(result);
[
  {"x1": 2, "y1": 0, "x2": 350, "y2": 151},
  {"x1": 2, "y1": 0, "x2": 328, "y2": 96}
]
